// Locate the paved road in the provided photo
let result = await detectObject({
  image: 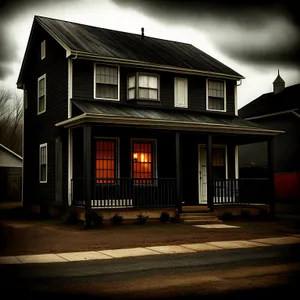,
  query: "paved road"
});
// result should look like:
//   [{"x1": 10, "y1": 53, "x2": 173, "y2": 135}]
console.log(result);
[{"x1": 1, "y1": 244, "x2": 300, "y2": 299}]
